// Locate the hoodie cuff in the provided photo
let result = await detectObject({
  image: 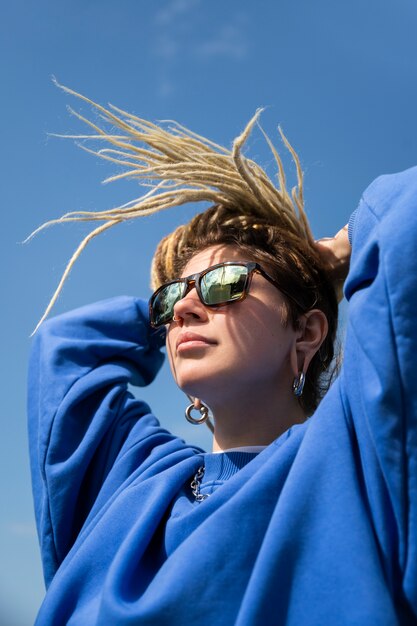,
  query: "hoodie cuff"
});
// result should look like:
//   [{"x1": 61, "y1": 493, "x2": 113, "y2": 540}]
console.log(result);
[{"x1": 347, "y1": 209, "x2": 358, "y2": 246}]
